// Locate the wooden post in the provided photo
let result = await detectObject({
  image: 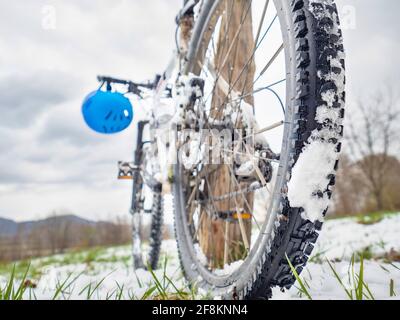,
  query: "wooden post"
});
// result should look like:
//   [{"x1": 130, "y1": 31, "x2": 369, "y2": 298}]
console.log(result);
[{"x1": 199, "y1": 0, "x2": 255, "y2": 269}]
